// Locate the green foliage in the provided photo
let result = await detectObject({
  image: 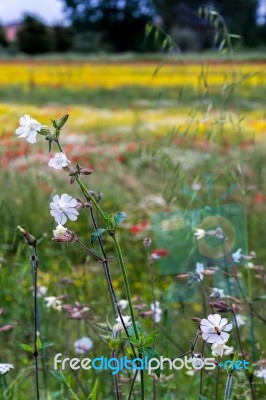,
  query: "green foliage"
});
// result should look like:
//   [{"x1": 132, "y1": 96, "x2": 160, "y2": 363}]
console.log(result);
[
  {"x1": 0, "y1": 23, "x2": 7, "y2": 47},
  {"x1": 61, "y1": 0, "x2": 156, "y2": 51},
  {"x1": 16, "y1": 15, "x2": 52, "y2": 54},
  {"x1": 52, "y1": 25, "x2": 75, "y2": 52}
]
